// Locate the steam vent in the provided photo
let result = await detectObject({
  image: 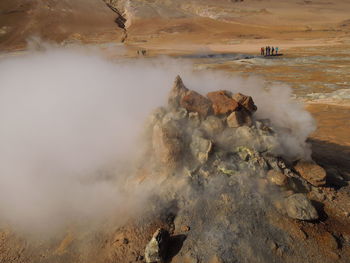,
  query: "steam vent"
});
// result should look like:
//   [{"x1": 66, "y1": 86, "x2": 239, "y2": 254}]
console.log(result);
[{"x1": 138, "y1": 76, "x2": 339, "y2": 263}]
